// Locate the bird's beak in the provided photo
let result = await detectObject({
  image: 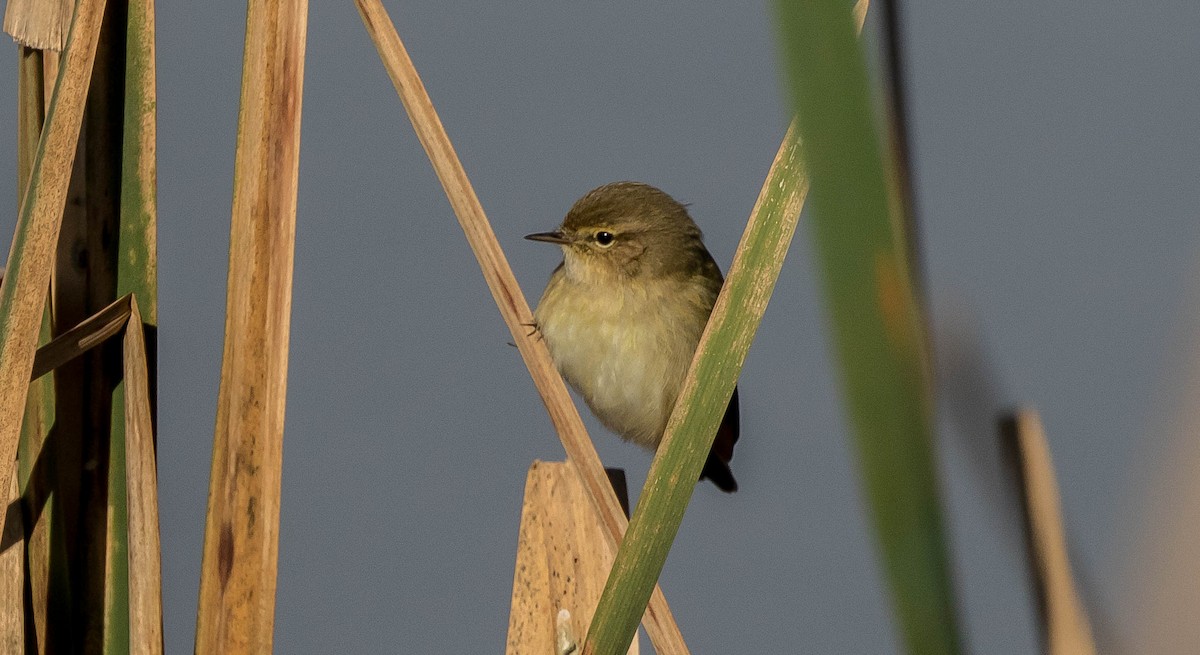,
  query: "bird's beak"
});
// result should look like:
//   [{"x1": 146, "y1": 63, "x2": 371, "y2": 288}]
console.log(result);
[{"x1": 524, "y1": 230, "x2": 570, "y2": 245}]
